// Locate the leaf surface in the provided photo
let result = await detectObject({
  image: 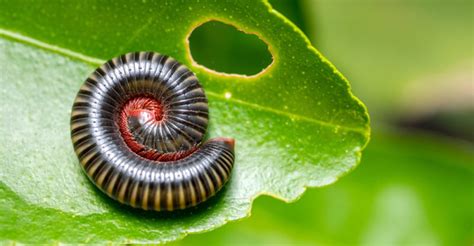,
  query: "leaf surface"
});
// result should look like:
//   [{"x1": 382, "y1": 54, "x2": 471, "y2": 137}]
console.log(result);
[{"x1": 0, "y1": 0, "x2": 369, "y2": 243}]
